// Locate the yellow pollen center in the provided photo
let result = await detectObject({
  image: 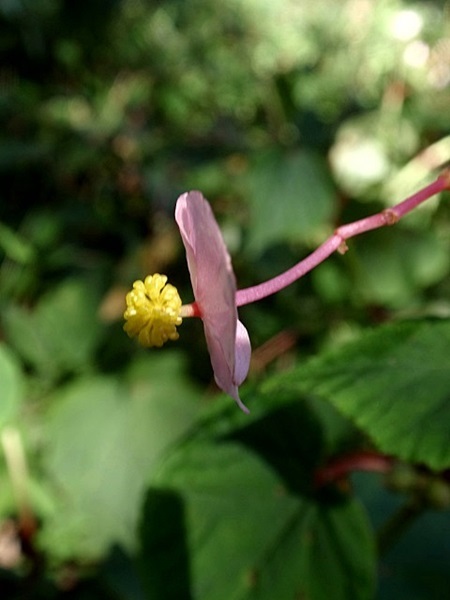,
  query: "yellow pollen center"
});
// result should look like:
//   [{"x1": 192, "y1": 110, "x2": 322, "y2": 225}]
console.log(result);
[{"x1": 123, "y1": 274, "x2": 182, "y2": 347}]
